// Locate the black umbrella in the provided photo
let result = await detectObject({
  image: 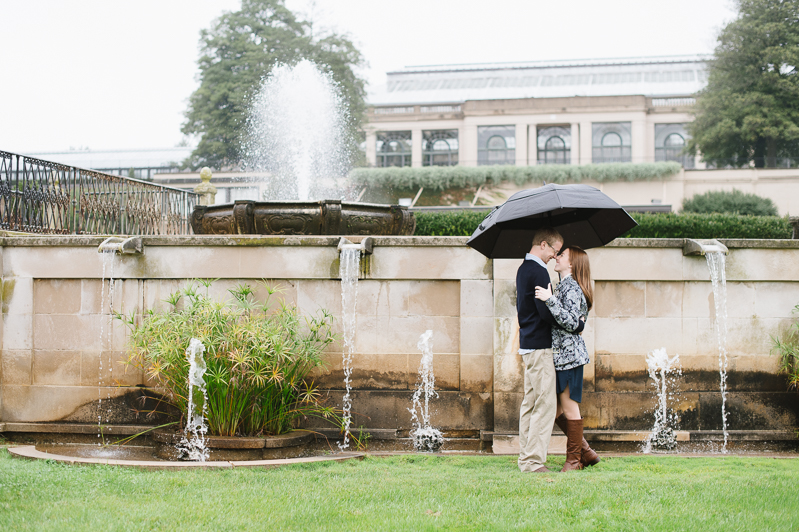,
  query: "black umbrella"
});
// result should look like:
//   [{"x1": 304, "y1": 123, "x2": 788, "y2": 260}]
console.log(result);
[{"x1": 466, "y1": 184, "x2": 637, "y2": 259}]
